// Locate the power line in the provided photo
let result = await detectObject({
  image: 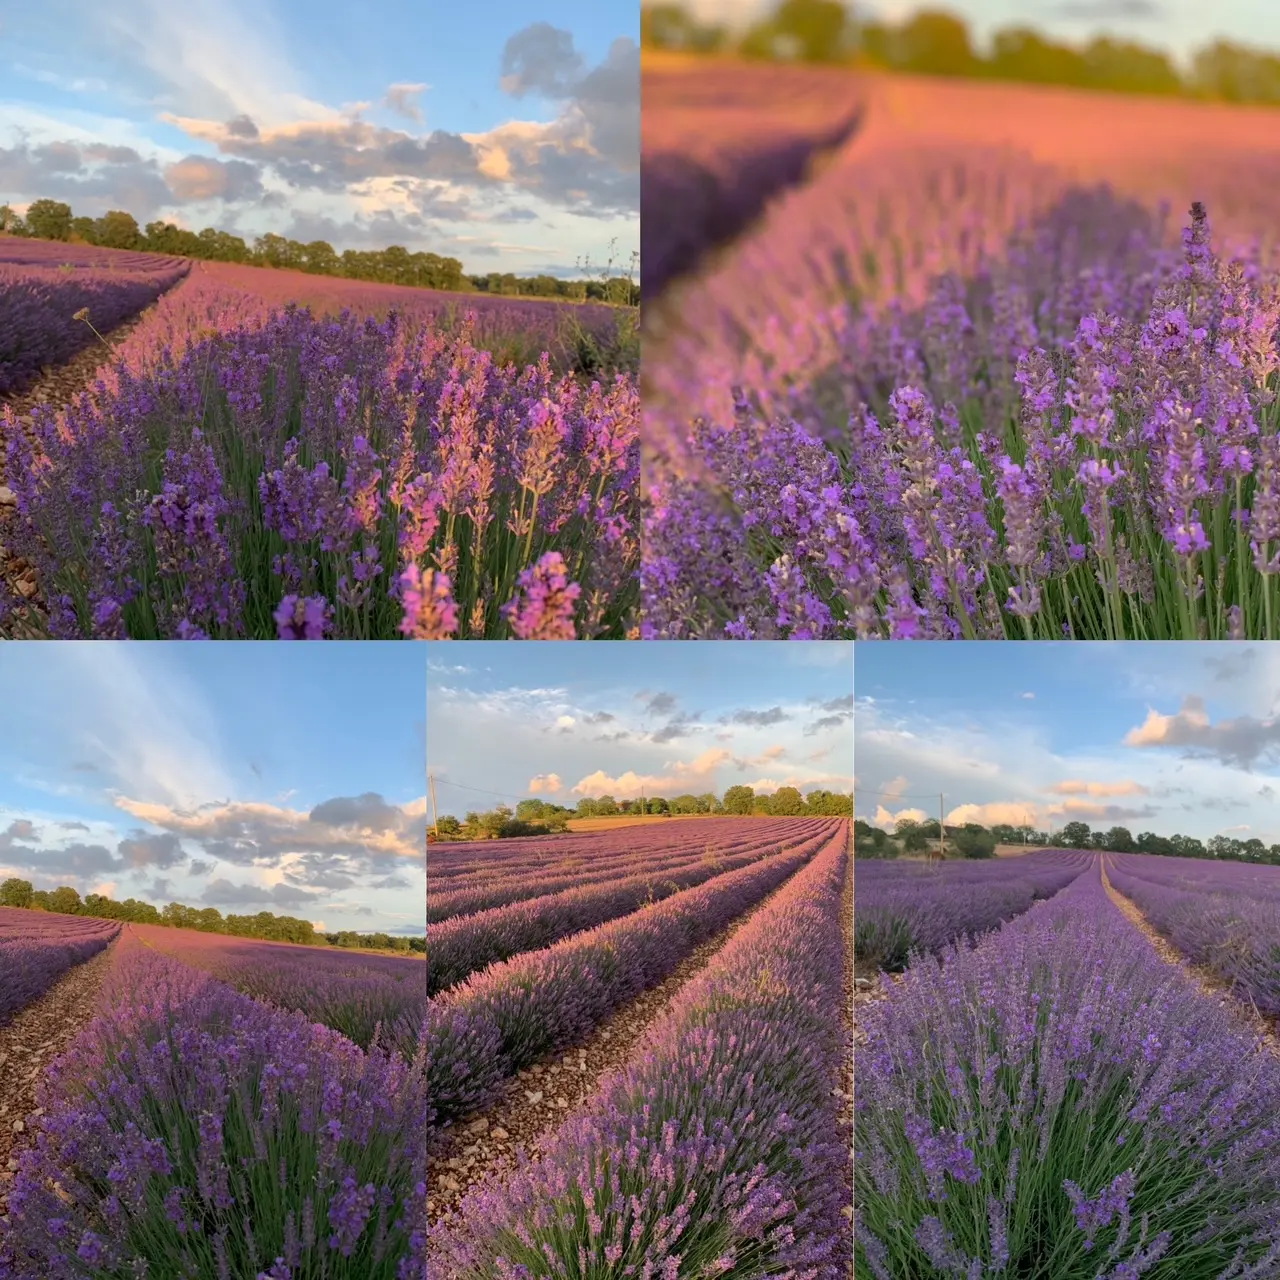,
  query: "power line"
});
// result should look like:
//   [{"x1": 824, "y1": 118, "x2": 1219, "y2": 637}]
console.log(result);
[{"x1": 426, "y1": 775, "x2": 533, "y2": 804}]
